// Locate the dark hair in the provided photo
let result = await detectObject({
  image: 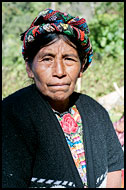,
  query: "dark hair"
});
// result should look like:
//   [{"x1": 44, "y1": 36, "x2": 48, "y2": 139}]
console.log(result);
[{"x1": 26, "y1": 33, "x2": 86, "y2": 69}]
